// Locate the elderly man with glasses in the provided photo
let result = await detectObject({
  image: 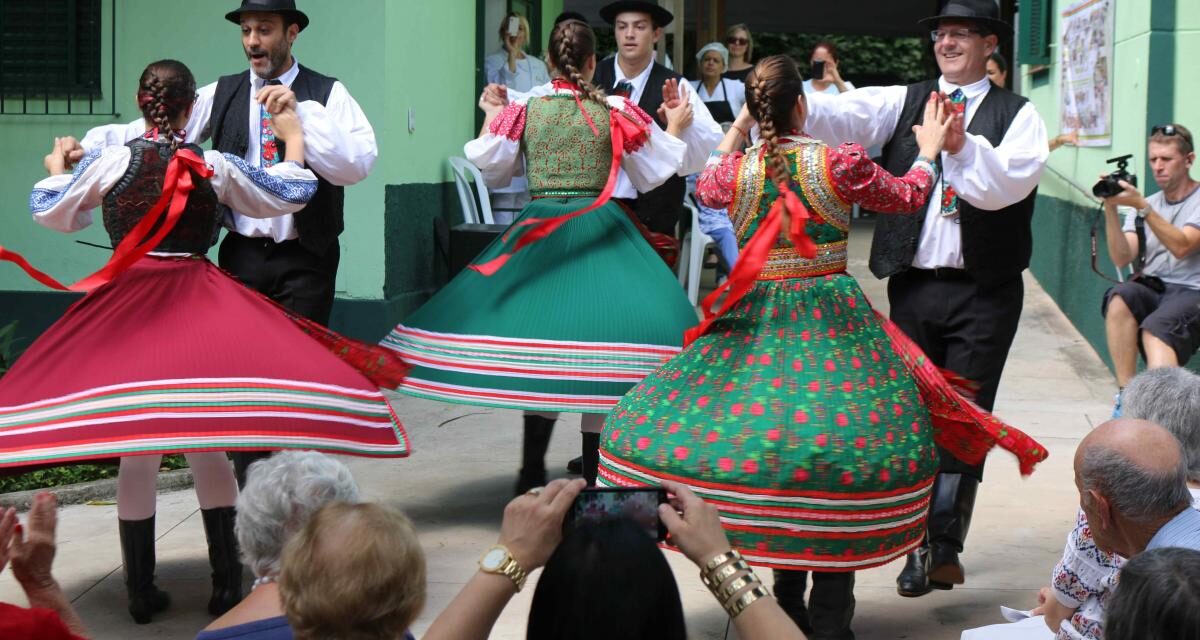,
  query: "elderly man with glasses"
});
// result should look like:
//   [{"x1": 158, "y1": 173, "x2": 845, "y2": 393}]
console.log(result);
[
  {"x1": 1101, "y1": 123, "x2": 1200, "y2": 414},
  {"x1": 798, "y1": 0, "x2": 1049, "y2": 602}
]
